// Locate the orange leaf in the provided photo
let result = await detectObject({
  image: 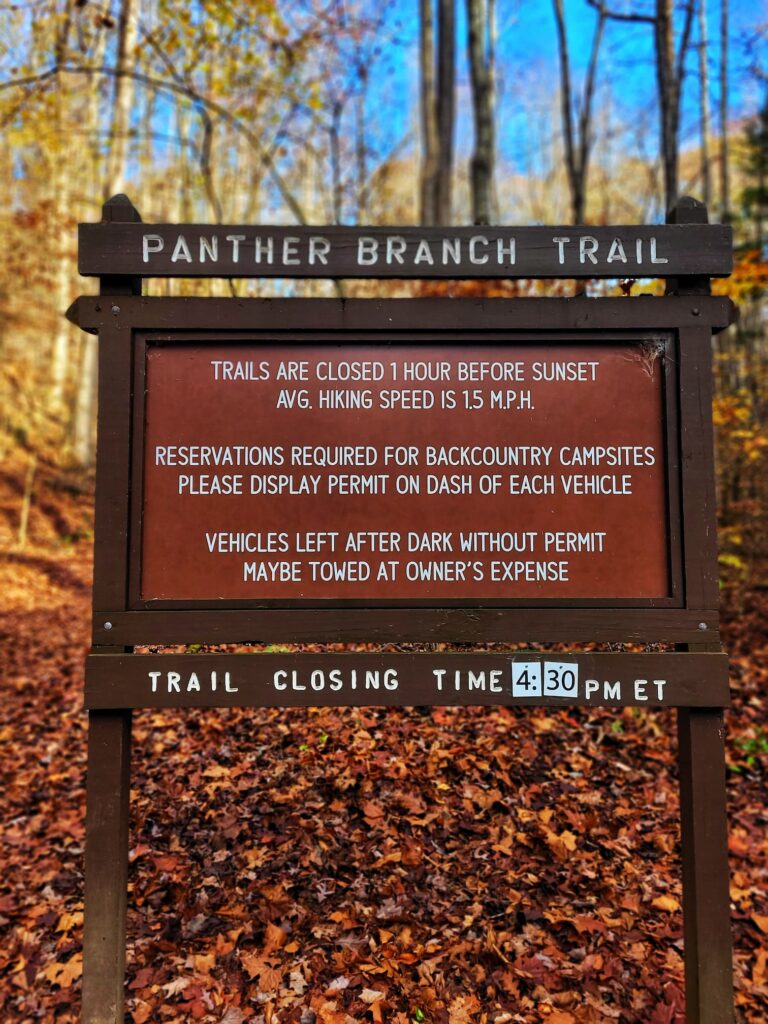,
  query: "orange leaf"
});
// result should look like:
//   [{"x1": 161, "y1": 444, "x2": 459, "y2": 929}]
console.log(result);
[
  {"x1": 652, "y1": 895, "x2": 680, "y2": 913},
  {"x1": 258, "y1": 965, "x2": 282, "y2": 992},
  {"x1": 41, "y1": 953, "x2": 83, "y2": 988},
  {"x1": 264, "y1": 921, "x2": 287, "y2": 953},
  {"x1": 131, "y1": 1001, "x2": 152, "y2": 1024}
]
